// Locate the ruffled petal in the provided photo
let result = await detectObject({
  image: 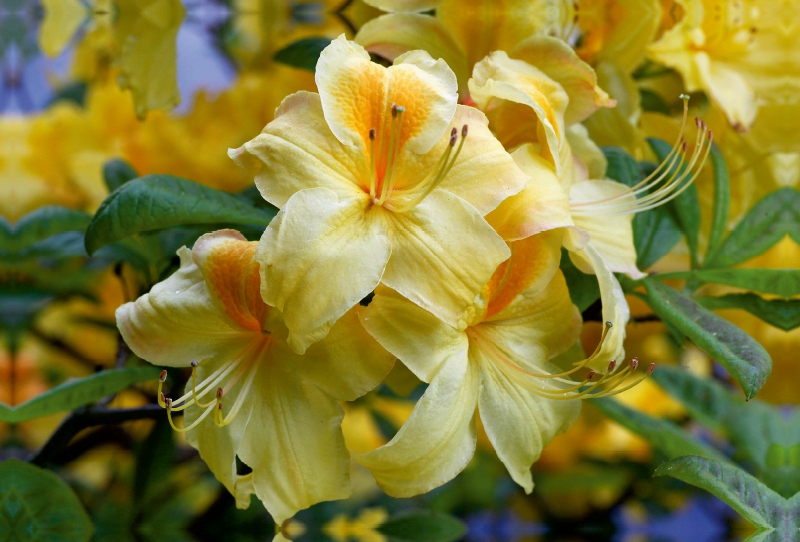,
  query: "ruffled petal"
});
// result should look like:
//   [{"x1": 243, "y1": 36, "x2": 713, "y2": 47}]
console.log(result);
[
  {"x1": 358, "y1": 285, "x2": 468, "y2": 382},
  {"x1": 477, "y1": 351, "x2": 580, "y2": 492},
  {"x1": 485, "y1": 145, "x2": 579, "y2": 242},
  {"x1": 276, "y1": 306, "x2": 396, "y2": 401},
  {"x1": 383, "y1": 189, "x2": 510, "y2": 329},
  {"x1": 356, "y1": 349, "x2": 479, "y2": 497},
  {"x1": 257, "y1": 187, "x2": 391, "y2": 354},
  {"x1": 228, "y1": 91, "x2": 366, "y2": 208},
  {"x1": 510, "y1": 35, "x2": 616, "y2": 126},
  {"x1": 469, "y1": 51, "x2": 568, "y2": 174},
  {"x1": 356, "y1": 13, "x2": 470, "y2": 92},
  {"x1": 315, "y1": 35, "x2": 457, "y2": 156},
  {"x1": 569, "y1": 179, "x2": 643, "y2": 278},
  {"x1": 116, "y1": 247, "x2": 246, "y2": 368},
  {"x1": 236, "y1": 364, "x2": 351, "y2": 524}
]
